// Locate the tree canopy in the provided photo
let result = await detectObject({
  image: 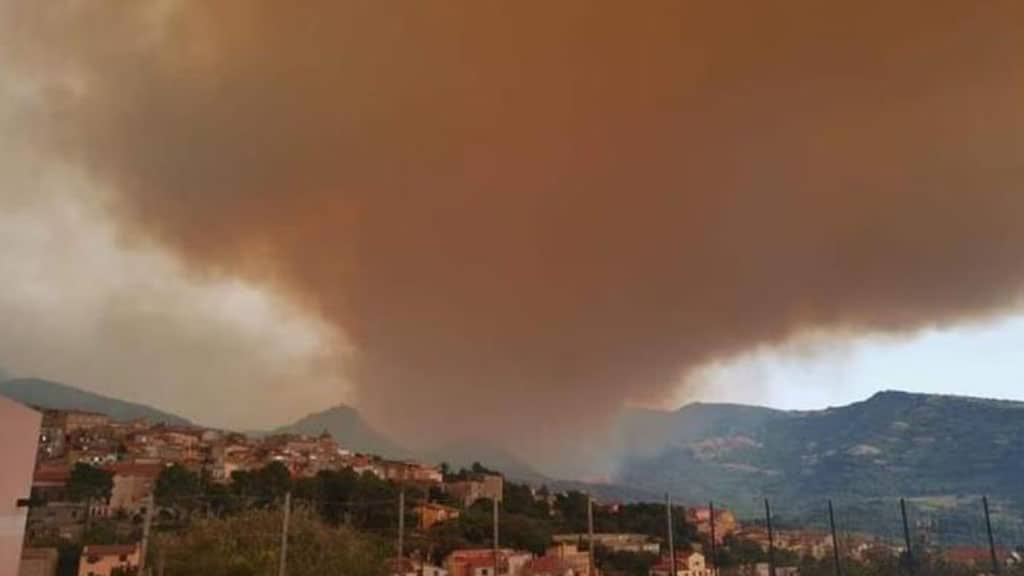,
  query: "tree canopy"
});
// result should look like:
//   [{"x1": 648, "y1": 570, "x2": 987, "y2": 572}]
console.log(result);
[
  {"x1": 67, "y1": 463, "x2": 113, "y2": 503},
  {"x1": 154, "y1": 508, "x2": 386, "y2": 576},
  {"x1": 155, "y1": 463, "x2": 201, "y2": 515}
]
